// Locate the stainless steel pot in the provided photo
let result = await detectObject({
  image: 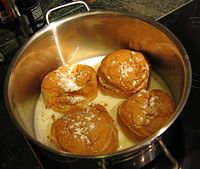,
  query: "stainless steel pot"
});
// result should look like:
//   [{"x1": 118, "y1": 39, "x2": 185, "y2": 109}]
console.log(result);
[{"x1": 4, "y1": 1, "x2": 191, "y2": 169}]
